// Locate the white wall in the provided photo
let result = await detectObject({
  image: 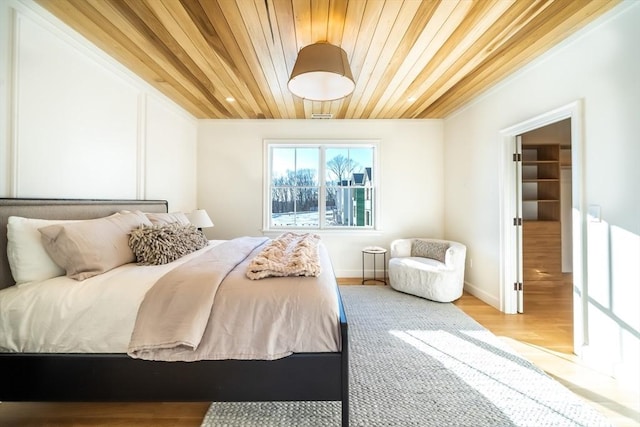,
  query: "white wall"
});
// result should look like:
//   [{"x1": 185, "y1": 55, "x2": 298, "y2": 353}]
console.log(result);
[
  {"x1": 0, "y1": 0, "x2": 198, "y2": 212},
  {"x1": 197, "y1": 119, "x2": 444, "y2": 278},
  {"x1": 444, "y1": 1, "x2": 640, "y2": 385}
]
